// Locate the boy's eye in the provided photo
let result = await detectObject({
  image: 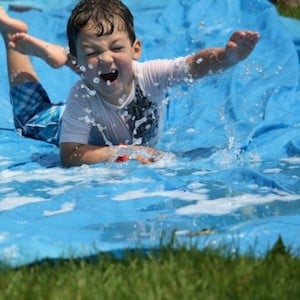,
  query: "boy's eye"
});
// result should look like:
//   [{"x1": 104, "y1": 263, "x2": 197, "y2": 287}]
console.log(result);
[
  {"x1": 112, "y1": 46, "x2": 124, "y2": 51},
  {"x1": 85, "y1": 52, "x2": 98, "y2": 57}
]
